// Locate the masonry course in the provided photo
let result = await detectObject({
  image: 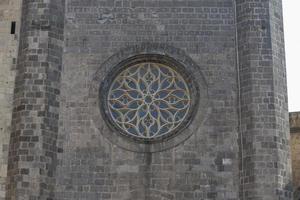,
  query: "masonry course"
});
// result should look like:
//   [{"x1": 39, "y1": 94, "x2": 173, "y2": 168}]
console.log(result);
[{"x1": 0, "y1": 0, "x2": 293, "y2": 200}]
